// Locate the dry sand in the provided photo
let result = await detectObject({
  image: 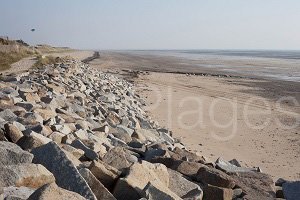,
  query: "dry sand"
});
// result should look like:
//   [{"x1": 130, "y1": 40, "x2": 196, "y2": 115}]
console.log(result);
[{"x1": 90, "y1": 51, "x2": 300, "y2": 181}]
